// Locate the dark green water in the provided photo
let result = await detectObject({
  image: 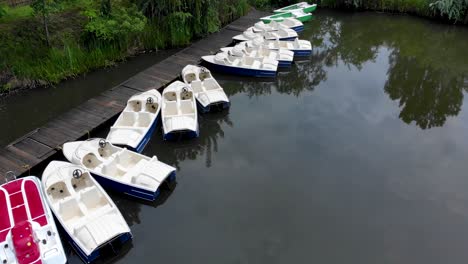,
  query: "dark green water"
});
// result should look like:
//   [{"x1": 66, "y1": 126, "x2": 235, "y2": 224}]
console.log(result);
[{"x1": 21, "y1": 10, "x2": 468, "y2": 264}]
